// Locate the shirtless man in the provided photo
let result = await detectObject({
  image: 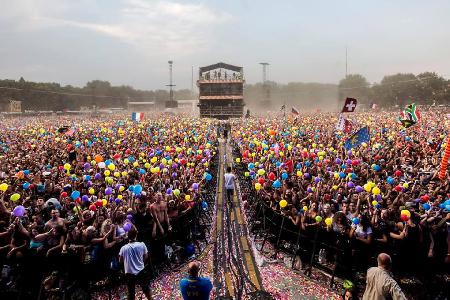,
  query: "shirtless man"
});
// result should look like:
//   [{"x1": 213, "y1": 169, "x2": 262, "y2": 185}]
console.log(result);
[{"x1": 150, "y1": 192, "x2": 171, "y2": 238}]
